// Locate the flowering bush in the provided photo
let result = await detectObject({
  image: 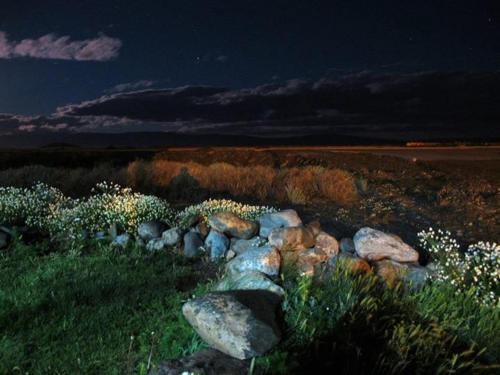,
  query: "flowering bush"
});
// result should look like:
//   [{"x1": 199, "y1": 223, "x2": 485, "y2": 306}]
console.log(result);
[
  {"x1": 177, "y1": 198, "x2": 275, "y2": 229},
  {"x1": 1, "y1": 182, "x2": 175, "y2": 240},
  {"x1": 418, "y1": 228, "x2": 499, "y2": 306},
  {"x1": 0, "y1": 183, "x2": 69, "y2": 231}
]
